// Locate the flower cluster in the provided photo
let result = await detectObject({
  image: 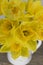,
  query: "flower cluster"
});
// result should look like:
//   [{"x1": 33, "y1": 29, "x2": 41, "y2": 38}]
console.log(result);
[{"x1": 0, "y1": 0, "x2": 43, "y2": 59}]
